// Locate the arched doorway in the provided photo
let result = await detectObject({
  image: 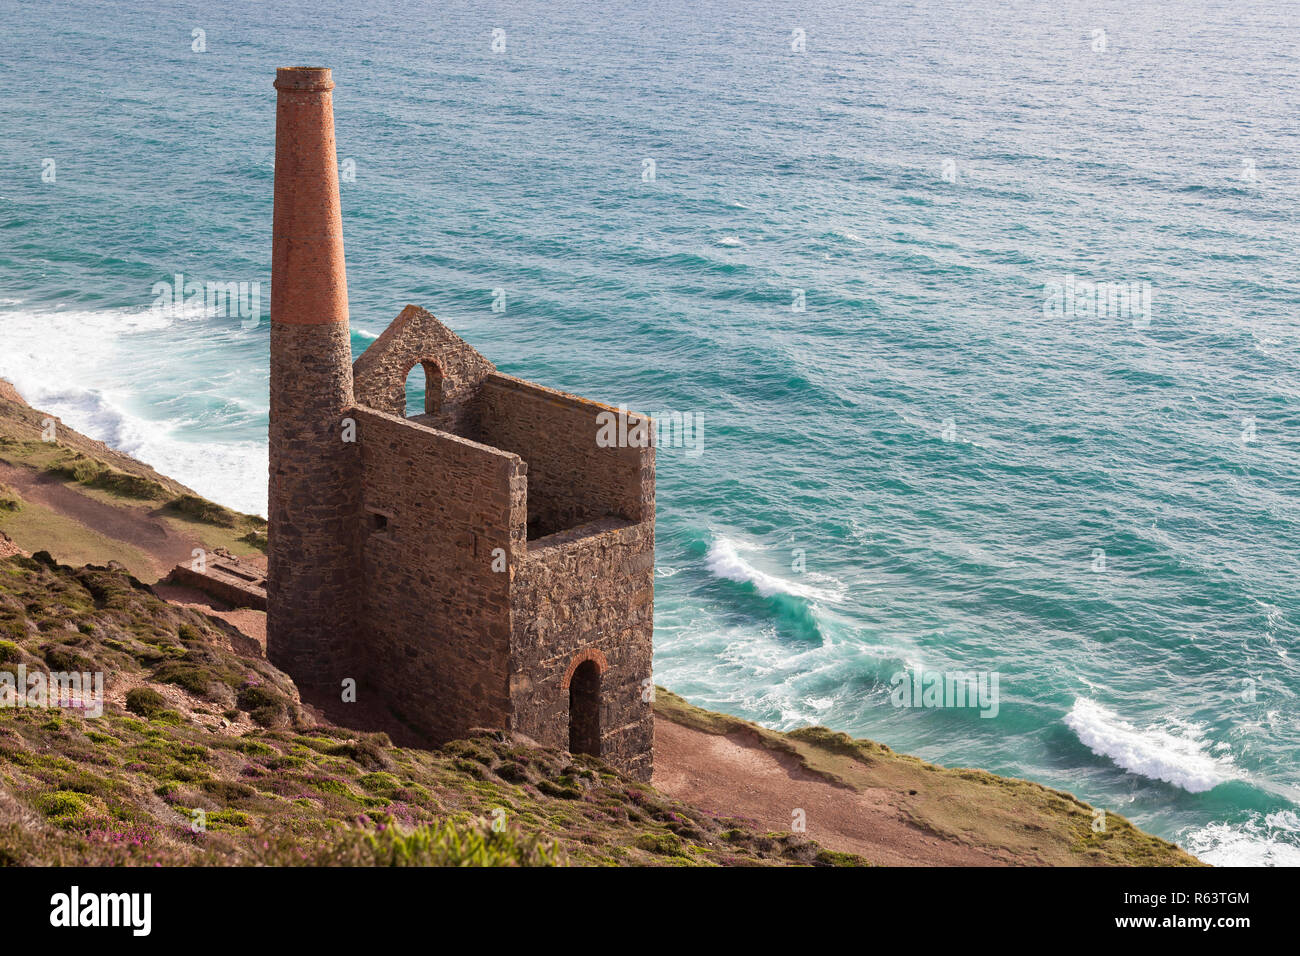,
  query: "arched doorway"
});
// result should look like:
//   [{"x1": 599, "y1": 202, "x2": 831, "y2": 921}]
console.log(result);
[
  {"x1": 568, "y1": 659, "x2": 601, "y2": 756},
  {"x1": 404, "y1": 360, "x2": 443, "y2": 418}
]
